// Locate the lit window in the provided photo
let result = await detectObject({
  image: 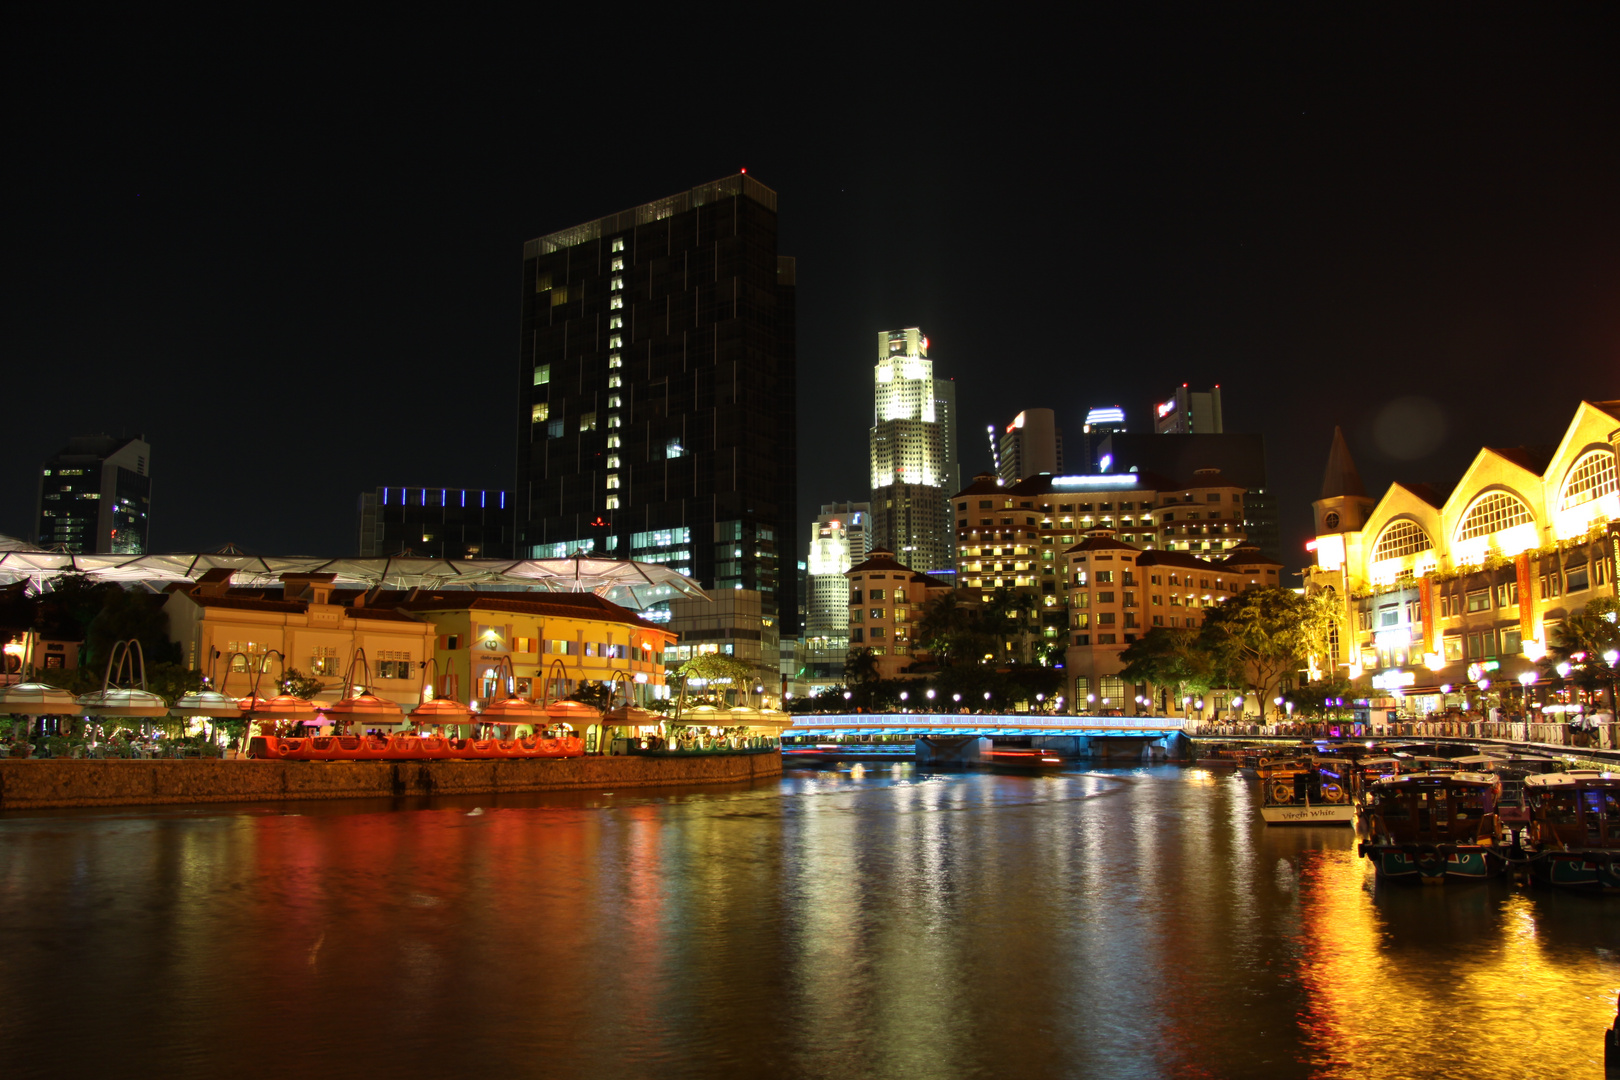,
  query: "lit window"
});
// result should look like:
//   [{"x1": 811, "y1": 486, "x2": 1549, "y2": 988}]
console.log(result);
[
  {"x1": 666, "y1": 439, "x2": 684, "y2": 459},
  {"x1": 533, "y1": 364, "x2": 550, "y2": 386},
  {"x1": 611, "y1": 239, "x2": 625, "y2": 253},
  {"x1": 605, "y1": 495, "x2": 619, "y2": 509},
  {"x1": 606, "y1": 455, "x2": 620, "y2": 468},
  {"x1": 606, "y1": 474, "x2": 619, "y2": 489},
  {"x1": 611, "y1": 257, "x2": 624, "y2": 271},
  {"x1": 608, "y1": 354, "x2": 623, "y2": 368},
  {"x1": 608, "y1": 415, "x2": 622, "y2": 428},
  {"x1": 608, "y1": 375, "x2": 622, "y2": 388},
  {"x1": 607, "y1": 435, "x2": 621, "y2": 448},
  {"x1": 610, "y1": 277, "x2": 623, "y2": 291},
  {"x1": 1457, "y1": 492, "x2": 1533, "y2": 541},
  {"x1": 530, "y1": 403, "x2": 549, "y2": 423},
  {"x1": 580, "y1": 412, "x2": 597, "y2": 432},
  {"x1": 609, "y1": 335, "x2": 622, "y2": 349},
  {"x1": 610, "y1": 296, "x2": 623, "y2": 310},
  {"x1": 608, "y1": 395, "x2": 622, "y2": 408}
]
